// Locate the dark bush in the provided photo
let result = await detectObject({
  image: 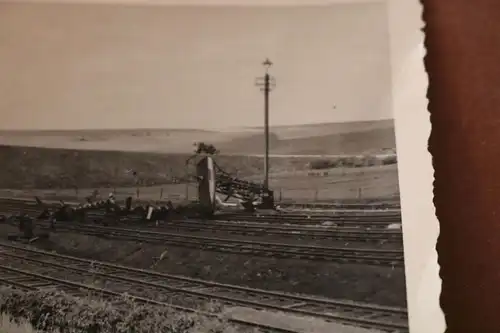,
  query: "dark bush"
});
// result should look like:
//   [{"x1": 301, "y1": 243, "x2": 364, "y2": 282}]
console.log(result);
[
  {"x1": 309, "y1": 159, "x2": 333, "y2": 170},
  {"x1": 308, "y1": 155, "x2": 397, "y2": 170},
  {"x1": 0, "y1": 287, "x2": 250, "y2": 333},
  {"x1": 381, "y1": 155, "x2": 398, "y2": 165}
]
